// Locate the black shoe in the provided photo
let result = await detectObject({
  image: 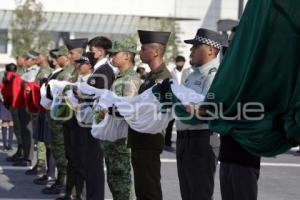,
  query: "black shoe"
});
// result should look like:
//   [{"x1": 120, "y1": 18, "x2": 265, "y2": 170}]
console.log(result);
[
  {"x1": 25, "y1": 164, "x2": 45, "y2": 175},
  {"x1": 33, "y1": 175, "x2": 56, "y2": 185},
  {"x1": 13, "y1": 159, "x2": 31, "y2": 167},
  {"x1": 164, "y1": 145, "x2": 176, "y2": 152},
  {"x1": 42, "y1": 181, "x2": 64, "y2": 195},
  {"x1": 25, "y1": 164, "x2": 37, "y2": 175},
  {"x1": 5, "y1": 146, "x2": 13, "y2": 151},
  {"x1": 56, "y1": 195, "x2": 73, "y2": 200}
]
